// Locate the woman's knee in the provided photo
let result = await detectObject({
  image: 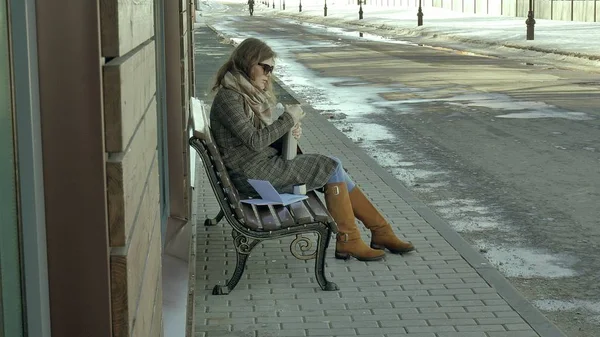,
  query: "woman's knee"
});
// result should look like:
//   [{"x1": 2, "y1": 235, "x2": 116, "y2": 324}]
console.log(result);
[{"x1": 328, "y1": 156, "x2": 344, "y2": 169}]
